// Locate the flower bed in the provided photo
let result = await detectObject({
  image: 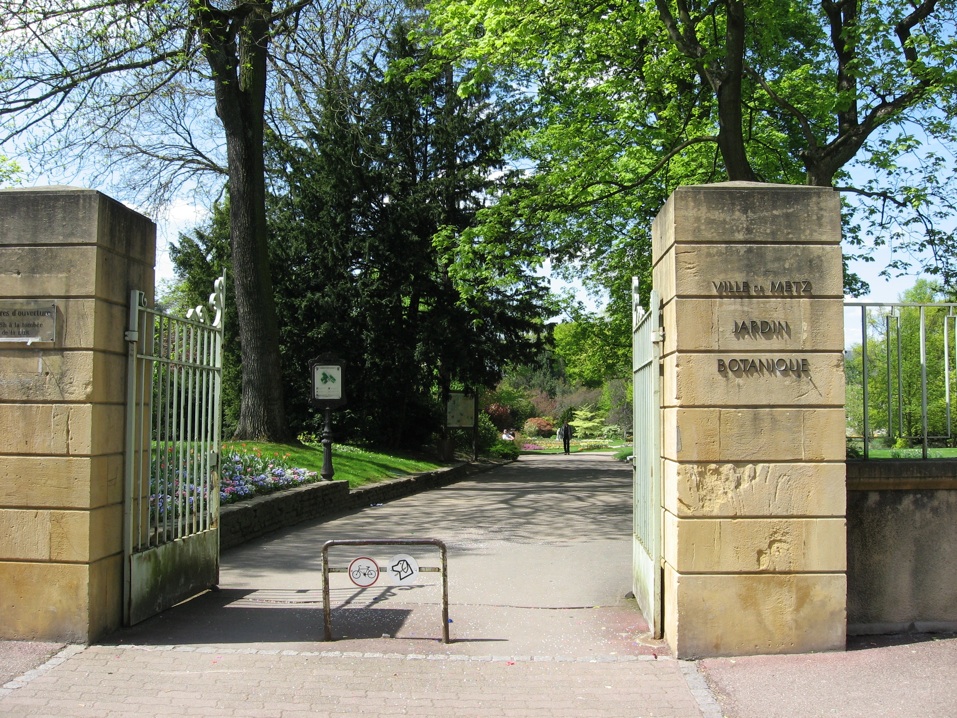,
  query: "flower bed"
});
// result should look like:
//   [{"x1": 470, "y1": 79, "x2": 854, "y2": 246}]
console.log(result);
[{"x1": 220, "y1": 445, "x2": 319, "y2": 504}]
